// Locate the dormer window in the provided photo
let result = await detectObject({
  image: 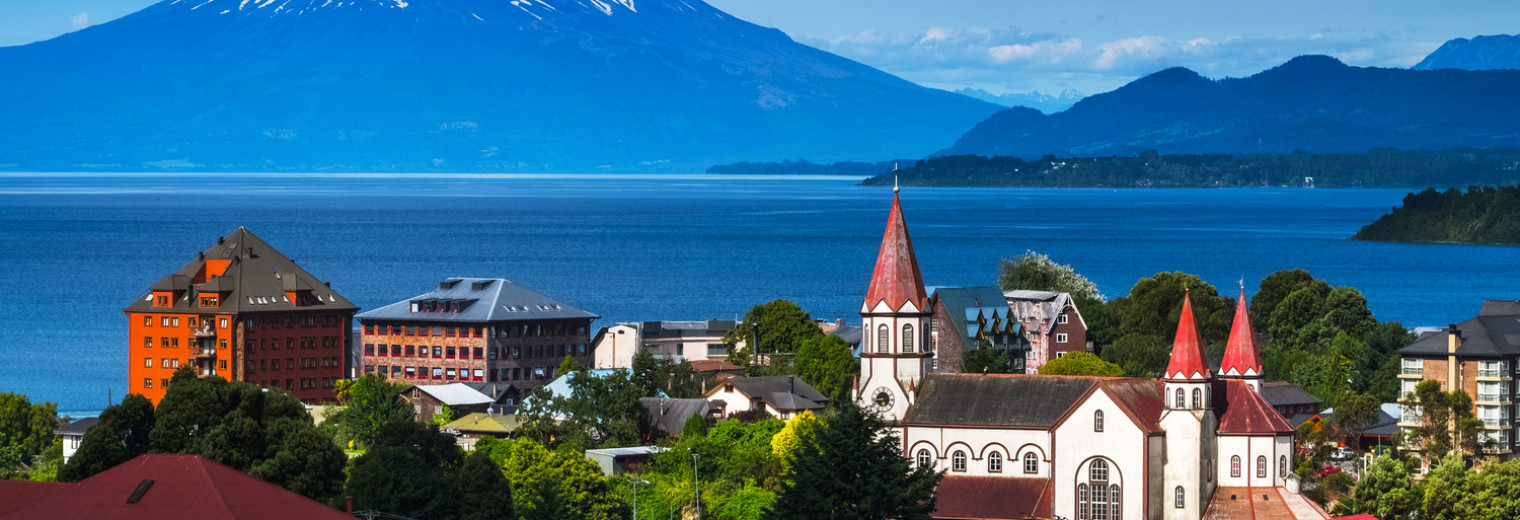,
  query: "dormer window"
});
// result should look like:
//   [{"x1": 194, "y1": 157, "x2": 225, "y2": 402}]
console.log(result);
[
  {"x1": 200, "y1": 296, "x2": 218, "y2": 308},
  {"x1": 155, "y1": 295, "x2": 170, "y2": 307},
  {"x1": 410, "y1": 302, "x2": 421, "y2": 313}
]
